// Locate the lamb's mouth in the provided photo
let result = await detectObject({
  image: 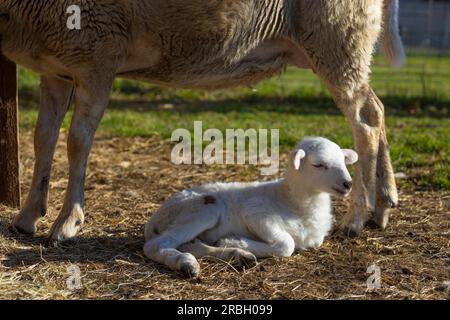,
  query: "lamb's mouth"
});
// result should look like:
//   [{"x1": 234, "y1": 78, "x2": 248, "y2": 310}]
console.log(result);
[{"x1": 332, "y1": 187, "x2": 350, "y2": 197}]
